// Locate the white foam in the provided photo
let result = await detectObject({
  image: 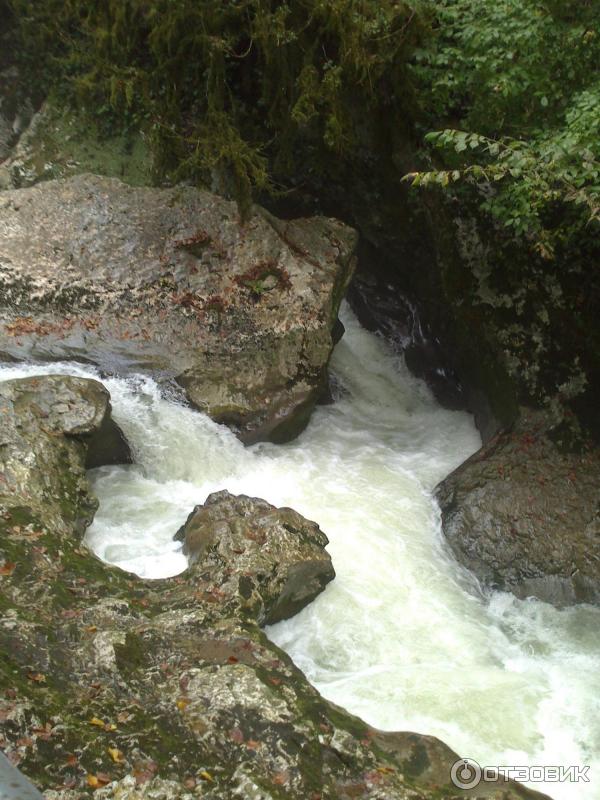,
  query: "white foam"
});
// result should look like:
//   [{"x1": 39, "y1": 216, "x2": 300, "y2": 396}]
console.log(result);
[{"x1": 1, "y1": 304, "x2": 598, "y2": 799}]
